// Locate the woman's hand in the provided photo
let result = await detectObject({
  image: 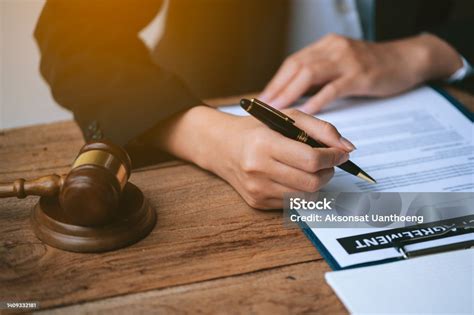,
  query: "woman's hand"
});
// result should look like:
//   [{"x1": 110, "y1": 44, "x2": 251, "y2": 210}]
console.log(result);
[
  {"x1": 259, "y1": 33, "x2": 464, "y2": 114},
  {"x1": 208, "y1": 109, "x2": 354, "y2": 209},
  {"x1": 153, "y1": 106, "x2": 354, "y2": 209}
]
